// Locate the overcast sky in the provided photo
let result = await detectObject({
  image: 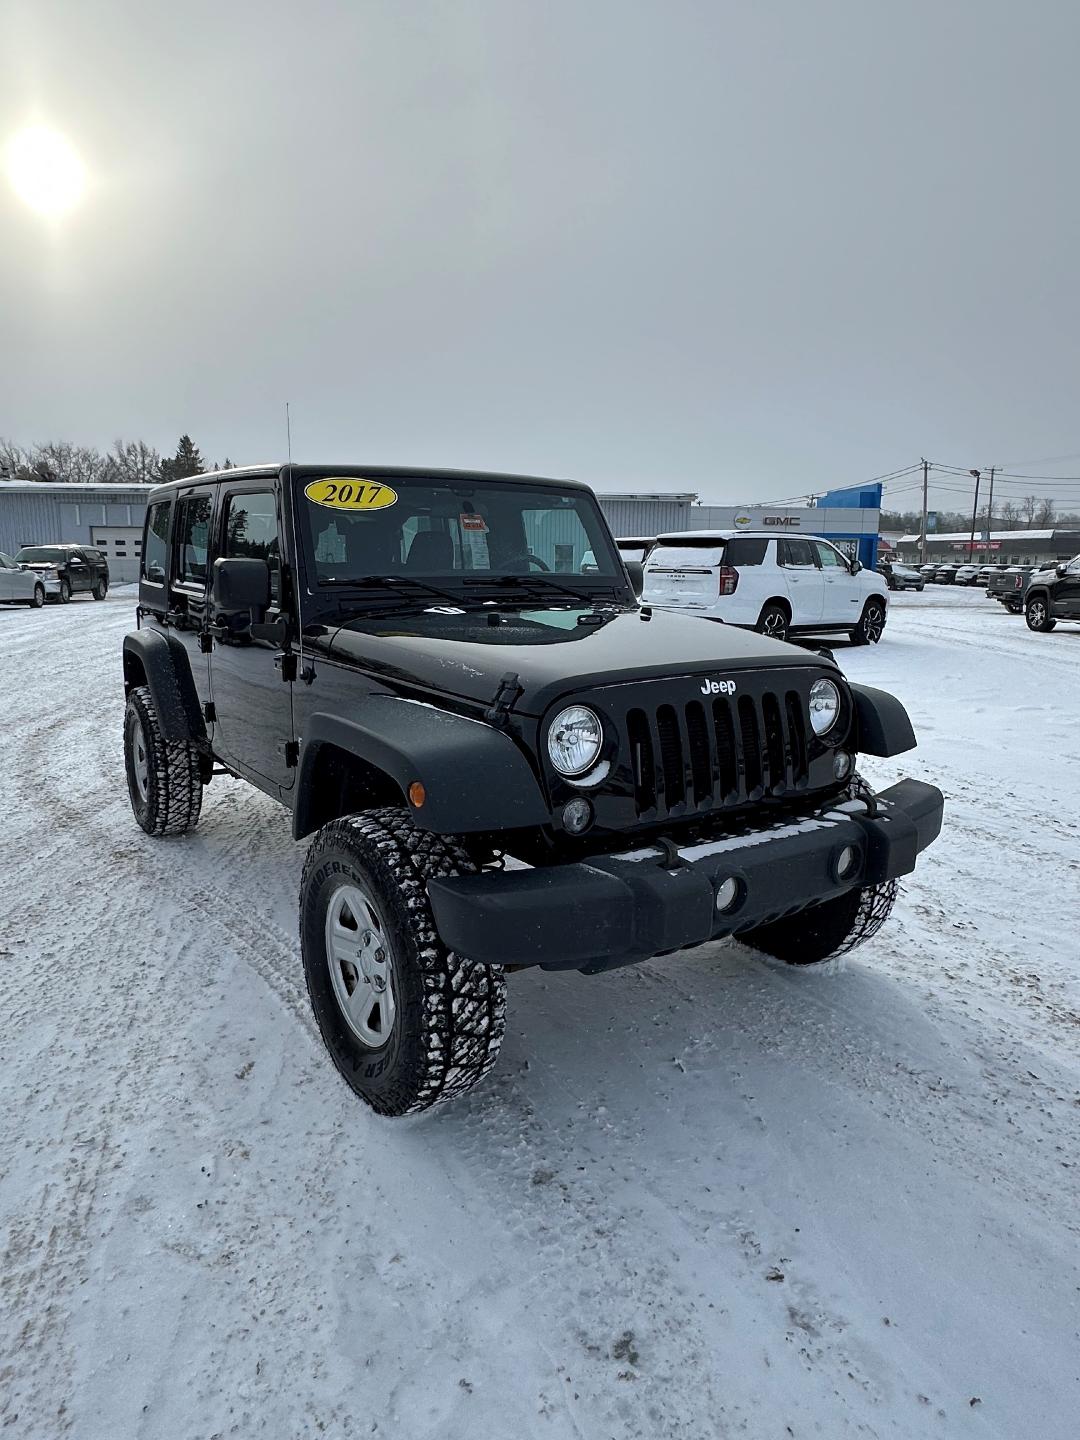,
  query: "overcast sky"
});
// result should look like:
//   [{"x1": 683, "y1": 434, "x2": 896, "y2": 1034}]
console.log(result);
[{"x1": 2, "y1": 0, "x2": 1079, "y2": 511}]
